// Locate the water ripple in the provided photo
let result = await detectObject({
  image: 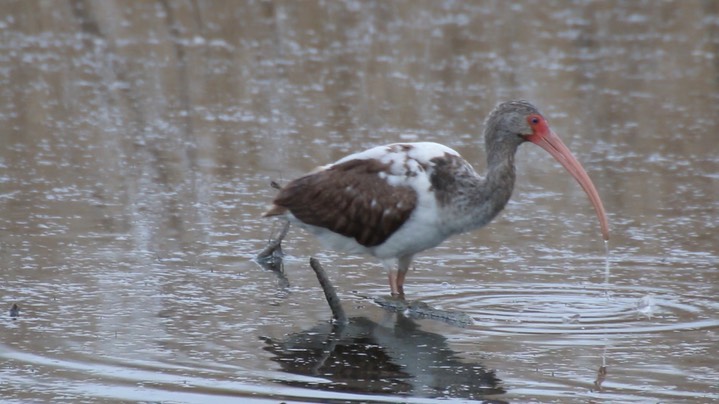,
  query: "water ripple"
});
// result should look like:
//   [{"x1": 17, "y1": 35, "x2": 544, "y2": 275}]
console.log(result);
[{"x1": 420, "y1": 283, "x2": 719, "y2": 336}]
